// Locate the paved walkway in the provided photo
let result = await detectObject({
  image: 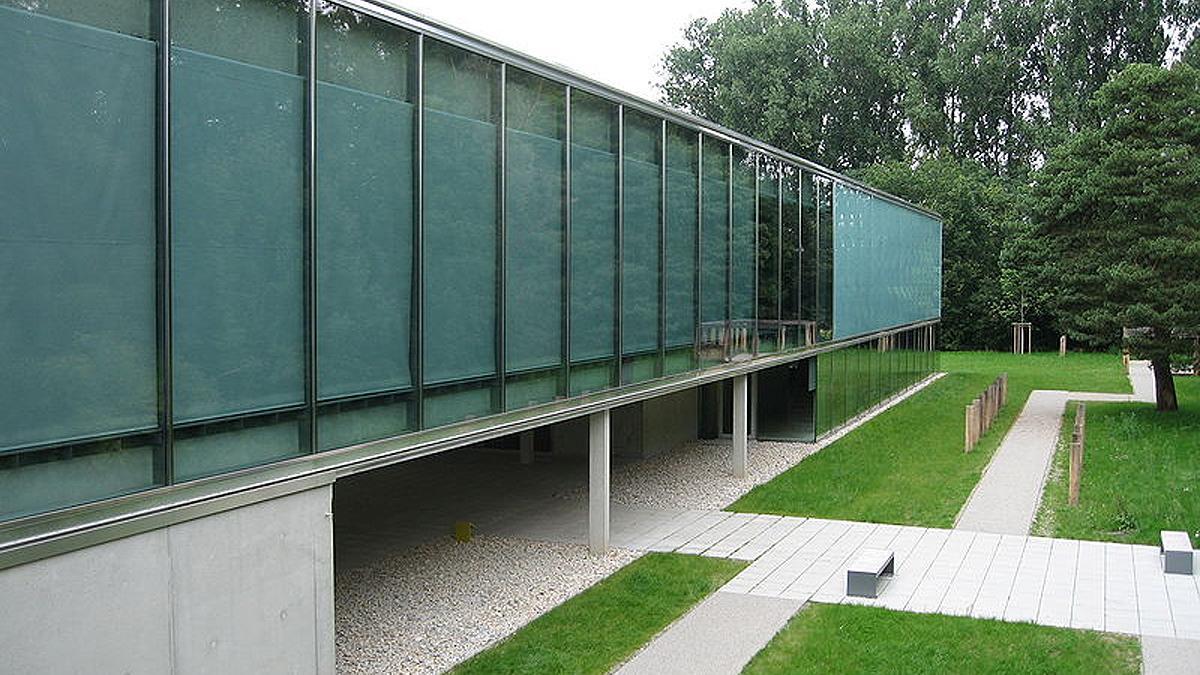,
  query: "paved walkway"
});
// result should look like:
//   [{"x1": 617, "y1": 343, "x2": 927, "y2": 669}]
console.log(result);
[
  {"x1": 954, "y1": 361, "x2": 1156, "y2": 534},
  {"x1": 621, "y1": 511, "x2": 1200, "y2": 642},
  {"x1": 615, "y1": 592, "x2": 802, "y2": 675}
]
